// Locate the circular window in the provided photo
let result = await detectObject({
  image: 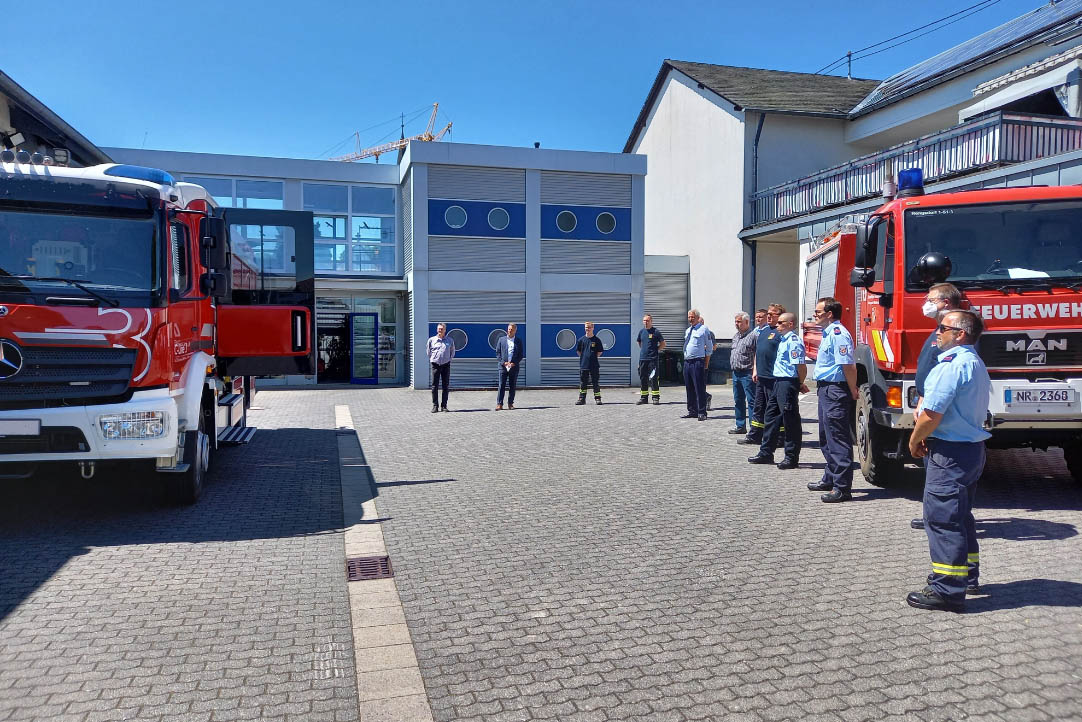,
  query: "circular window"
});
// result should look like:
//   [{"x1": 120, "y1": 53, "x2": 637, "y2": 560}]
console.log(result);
[
  {"x1": 448, "y1": 328, "x2": 468, "y2": 351},
  {"x1": 488, "y1": 207, "x2": 510, "y2": 231},
  {"x1": 444, "y1": 205, "x2": 467, "y2": 229},
  {"x1": 597, "y1": 328, "x2": 616, "y2": 351},
  {"x1": 488, "y1": 329, "x2": 507, "y2": 349},
  {"x1": 555, "y1": 328, "x2": 578, "y2": 351},
  {"x1": 596, "y1": 212, "x2": 616, "y2": 234},
  {"x1": 556, "y1": 210, "x2": 577, "y2": 233}
]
